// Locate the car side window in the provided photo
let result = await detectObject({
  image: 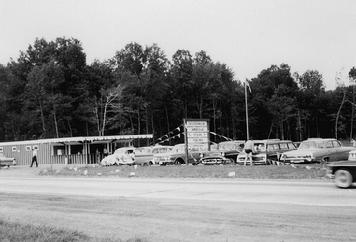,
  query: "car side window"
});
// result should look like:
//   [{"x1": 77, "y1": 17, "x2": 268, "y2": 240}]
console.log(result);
[
  {"x1": 325, "y1": 141, "x2": 333, "y2": 148},
  {"x1": 287, "y1": 143, "x2": 295, "y2": 149},
  {"x1": 279, "y1": 143, "x2": 288, "y2": 149},
  {"x1": 332, "y1": 141, "x2": 341, "y2": 148}
]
